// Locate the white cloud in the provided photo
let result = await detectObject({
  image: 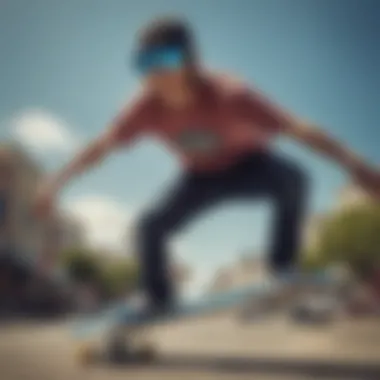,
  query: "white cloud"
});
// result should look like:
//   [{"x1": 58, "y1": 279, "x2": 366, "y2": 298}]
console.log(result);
[
  {"x1": 63, "y1": 195, "x2": 137, "y2": 253},
  {"x1": 10, "y1": 109, "x2": 80, "y2": 154}
]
